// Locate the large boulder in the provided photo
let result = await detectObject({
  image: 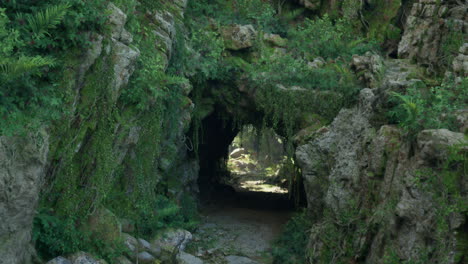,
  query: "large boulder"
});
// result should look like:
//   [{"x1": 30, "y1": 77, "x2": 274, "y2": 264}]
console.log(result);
[
  {"x1": 136, "y1": 252, "x2": 155, "y2": 264},
  {"x1": 230, "y1": 148, "x2": 247, "y2": 159},
  {"x1": 122, "y1": 233, "x2": 138, "y2": 257},
  {"x1": 152, "y1": 229, "x2": 193, "y2": 251},
  {"x1": 153, "y1": 229, "x2": 193, "y2": 262},
  {"x1": 85, "y1": 207, "x2": 122, "y2": 244},
  {"x1": 46, "y1": 257, "x2": 72, "y2": 264},
  {"x1": 177, "y1": 251, "x2": 204, "y2": 264},
  {"x1": 350, "y1": 52, "x2": 384, "y2": 88},
  {"x1": 416, "y1": 129, "x2": 467, "y2": 163},
  {"x1": 221, "y1": 24, "x2": 257, "y2": 50},
  {"x1": 69, "y1": 252, "x2": 104, "y2": 264},
  {"x1": 263, "y1": 33, "x2": 287, "y2": 47}
]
